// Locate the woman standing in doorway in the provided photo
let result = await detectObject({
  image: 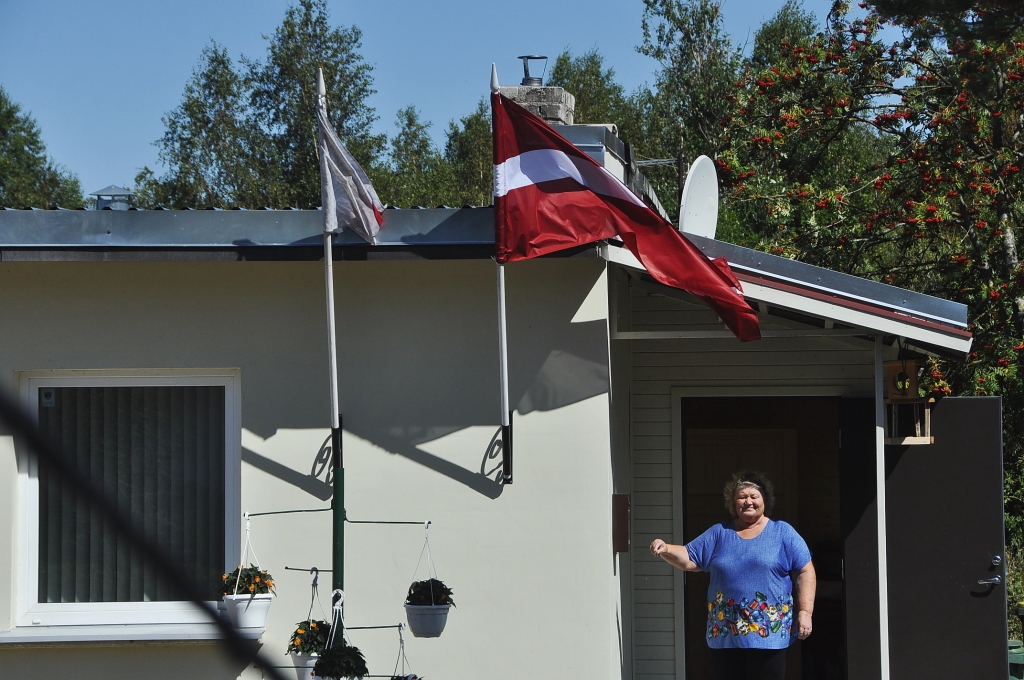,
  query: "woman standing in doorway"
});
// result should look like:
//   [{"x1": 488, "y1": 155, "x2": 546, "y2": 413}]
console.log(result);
[{"x1": 650, "y1": 471, "x2": 815, "y2": 680}]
